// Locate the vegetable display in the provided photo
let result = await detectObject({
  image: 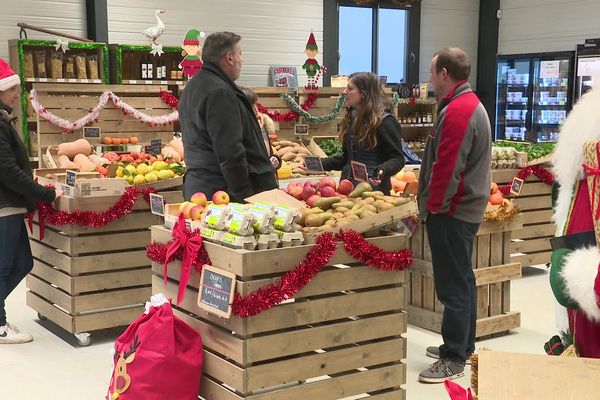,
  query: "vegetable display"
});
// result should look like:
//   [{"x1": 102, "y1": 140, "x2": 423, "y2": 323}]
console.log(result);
[{"x1": 494, "y1": 141, "x2": 555, "y2": 161}]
